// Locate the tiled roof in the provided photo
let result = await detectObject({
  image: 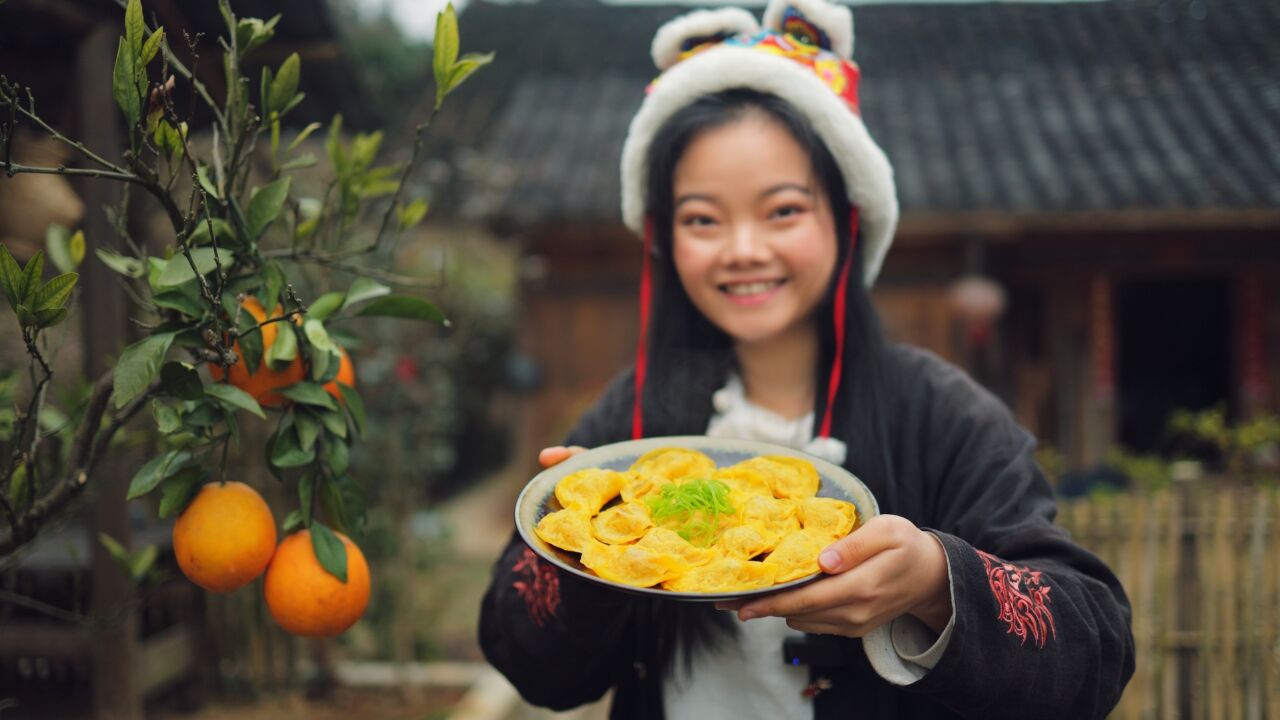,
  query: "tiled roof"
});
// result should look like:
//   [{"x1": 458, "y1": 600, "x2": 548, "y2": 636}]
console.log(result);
[{"x1": 447, "y1": 0, "x2": 1280, "y2": 225}]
